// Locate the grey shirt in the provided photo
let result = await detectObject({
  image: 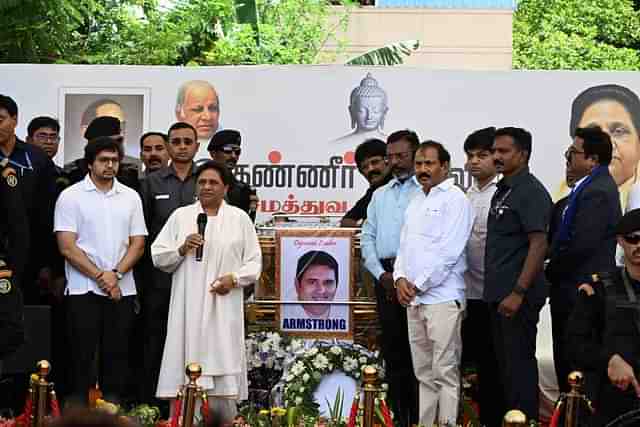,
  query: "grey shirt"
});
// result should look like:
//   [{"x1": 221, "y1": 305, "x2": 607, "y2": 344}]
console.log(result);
[{"x1": 140, "y1": 163, "x2": 197, "y2": 290}]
